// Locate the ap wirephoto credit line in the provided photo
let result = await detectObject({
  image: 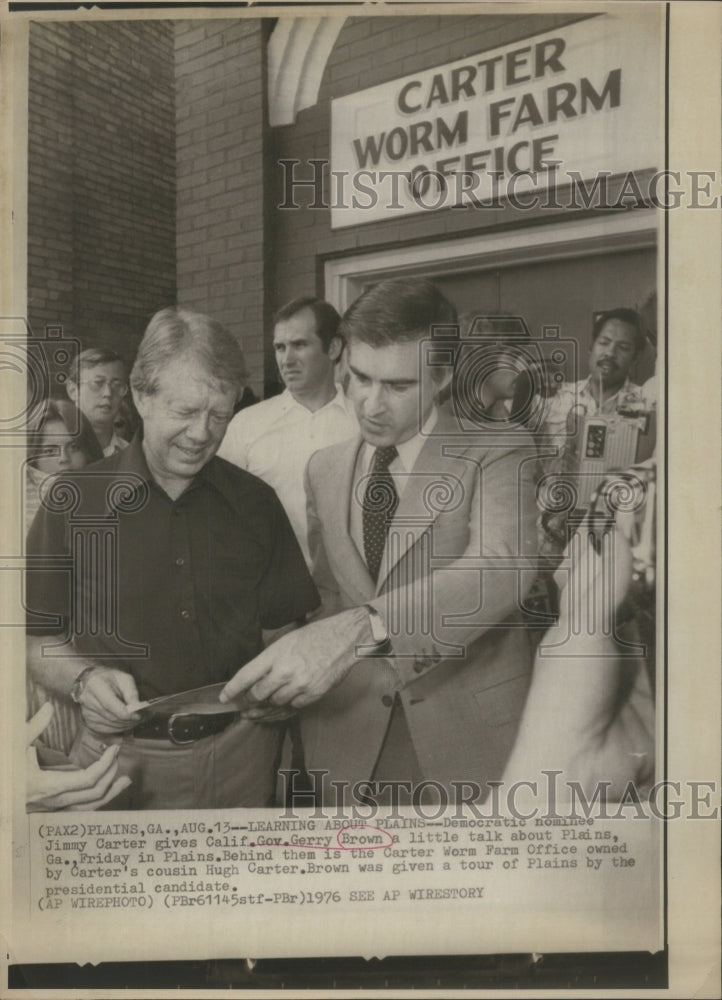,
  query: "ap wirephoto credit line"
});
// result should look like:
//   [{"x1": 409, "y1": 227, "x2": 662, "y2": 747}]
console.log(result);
[{"x1": 1, "y1": 1, "x2": 720, "y2": 996}]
